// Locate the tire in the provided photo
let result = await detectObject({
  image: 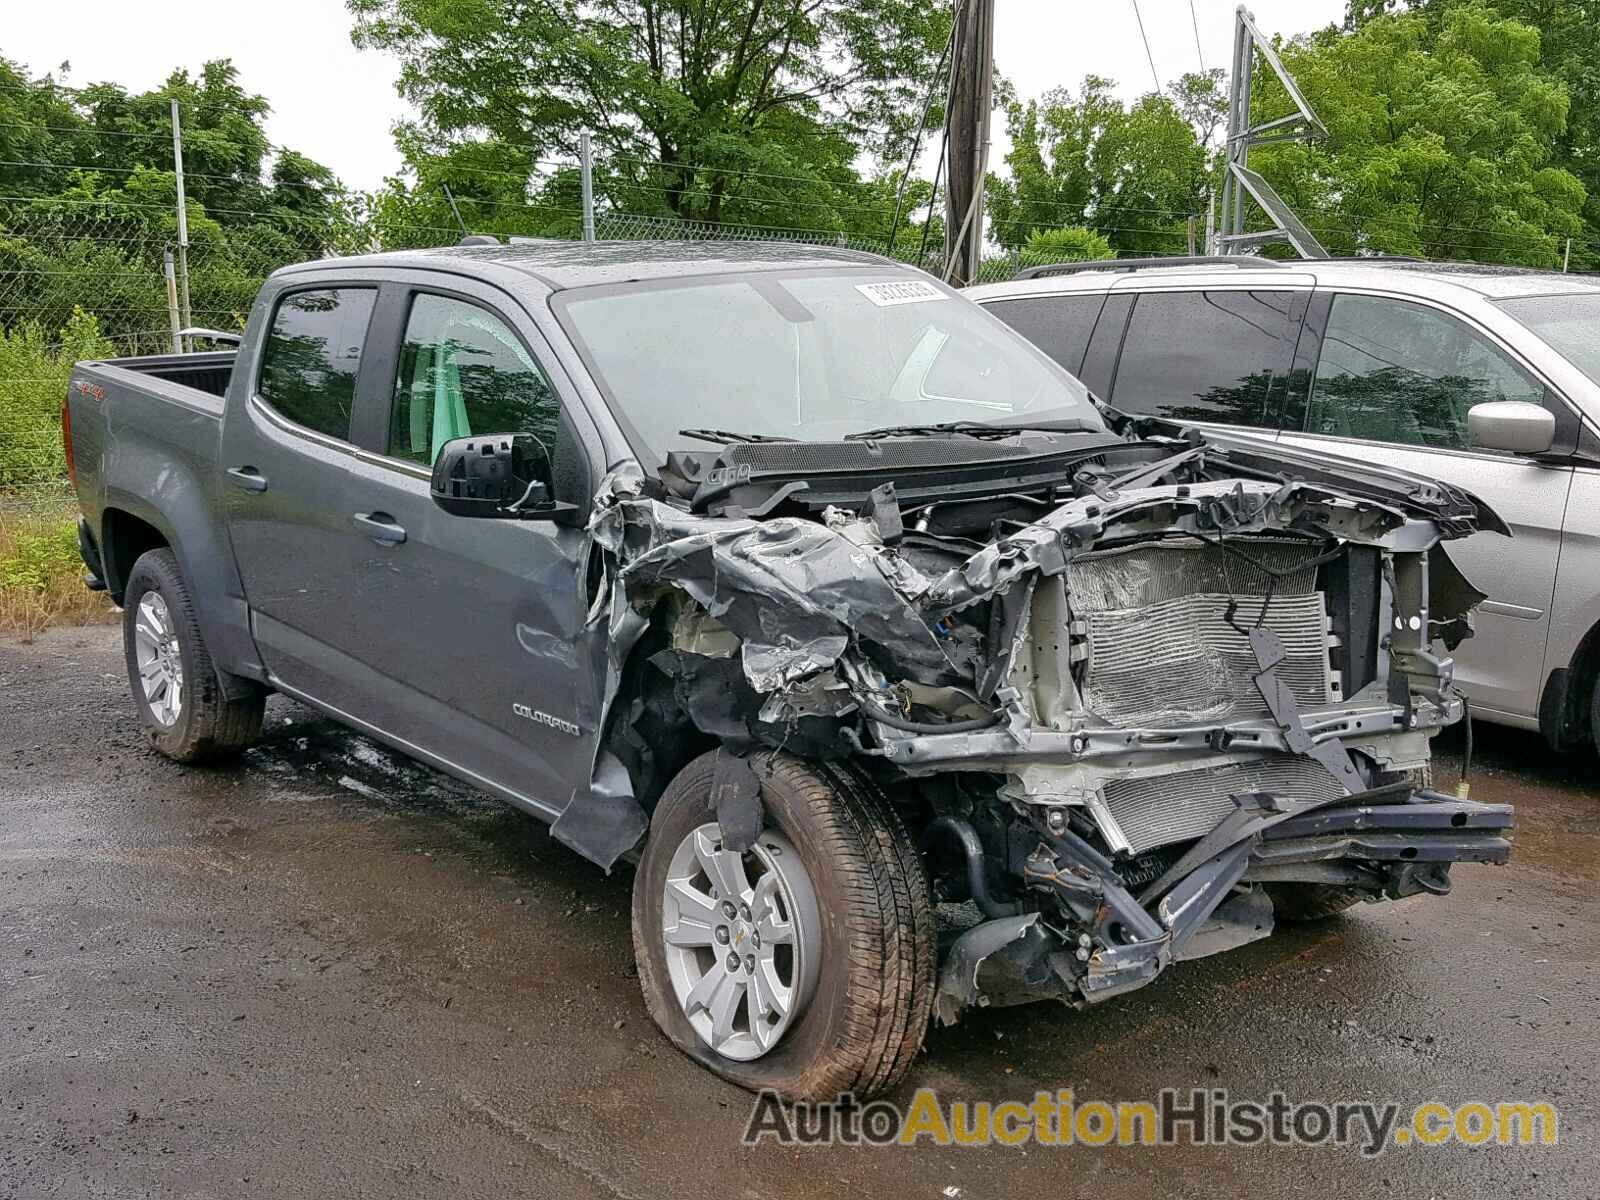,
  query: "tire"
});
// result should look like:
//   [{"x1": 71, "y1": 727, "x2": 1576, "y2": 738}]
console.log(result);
[
  {"x1": 1265, "y1": 882, "x2": 1368, "y2": 922},
  {"x1": 122, "y1": 548, "x2": 264, "y2": 764},
  {"x1": 1268, "y1": 764, "x2": 1431, "y2": 923},
  {"x1": 632, "y1": 750, "x2": 935, "y2": 1101}
]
